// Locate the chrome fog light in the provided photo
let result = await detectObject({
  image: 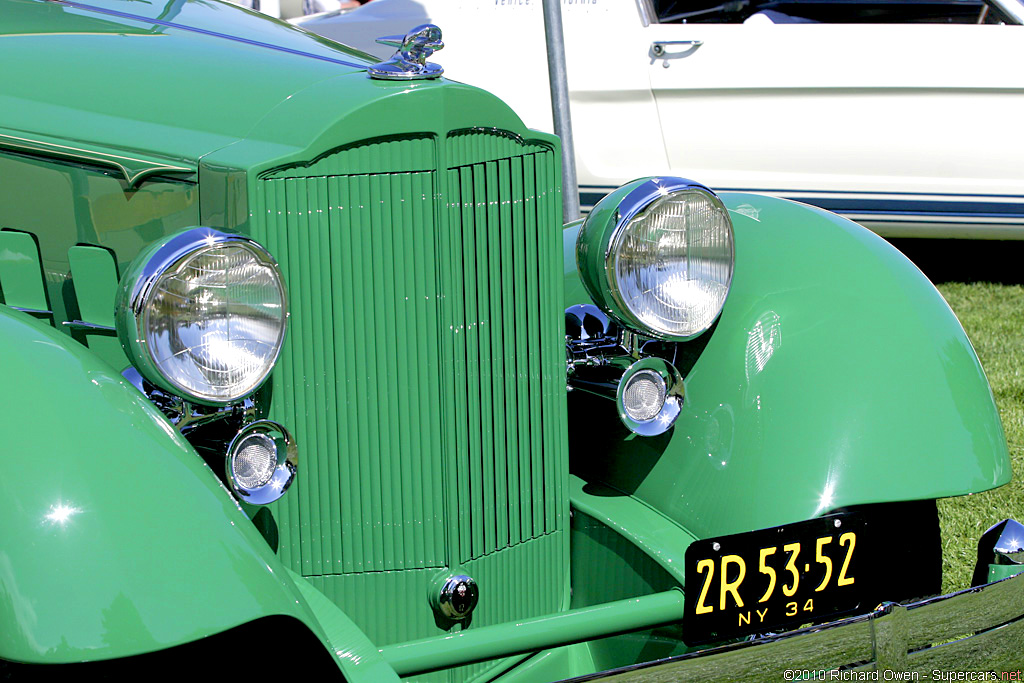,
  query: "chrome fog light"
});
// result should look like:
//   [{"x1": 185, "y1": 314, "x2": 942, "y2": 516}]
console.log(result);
[
  {"x1": 622, "y1": 370, "x2": 667, "y2": 422},
  {"x1": 617, "y1": 357, "x2": 684, "y2": 436},
  {"x1": 232, "y1": 432, "x2": 278, "y2": 489},
  {"x1": 226, "y1": 420, "x2": 297, "y2": 505}
]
